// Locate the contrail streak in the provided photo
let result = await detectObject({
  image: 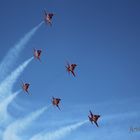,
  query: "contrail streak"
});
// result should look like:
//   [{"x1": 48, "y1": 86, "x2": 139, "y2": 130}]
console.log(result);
[
  {"x1": 3, "y1": 105, "x2": 50, "y2": 140},
  {"x1": 0, "y1": 57, "x2": 33, "y2": 101},
  {"x1": 0, "y1": 90, "x2": 21, "y2": 124},
  {"x1": 0, "y1": 21, "x2": 44, "y2": 80},
  {"x1": 30, "y1": 120, "x2": 88, "y2": 140}
]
